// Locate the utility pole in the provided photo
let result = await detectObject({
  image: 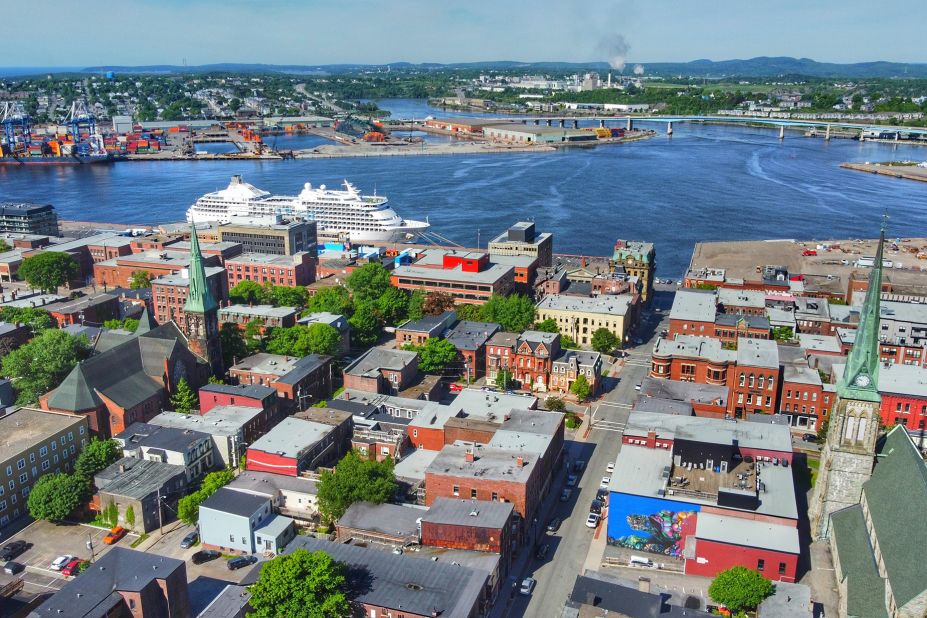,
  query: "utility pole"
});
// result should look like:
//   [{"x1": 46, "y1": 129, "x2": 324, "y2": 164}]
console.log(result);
[
  {"x1": 86, "y1": 533, "x2": 96, "y2": 563},
  {"x1": 157, "y1": 487, "x2": 163, "y2": 536}
]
